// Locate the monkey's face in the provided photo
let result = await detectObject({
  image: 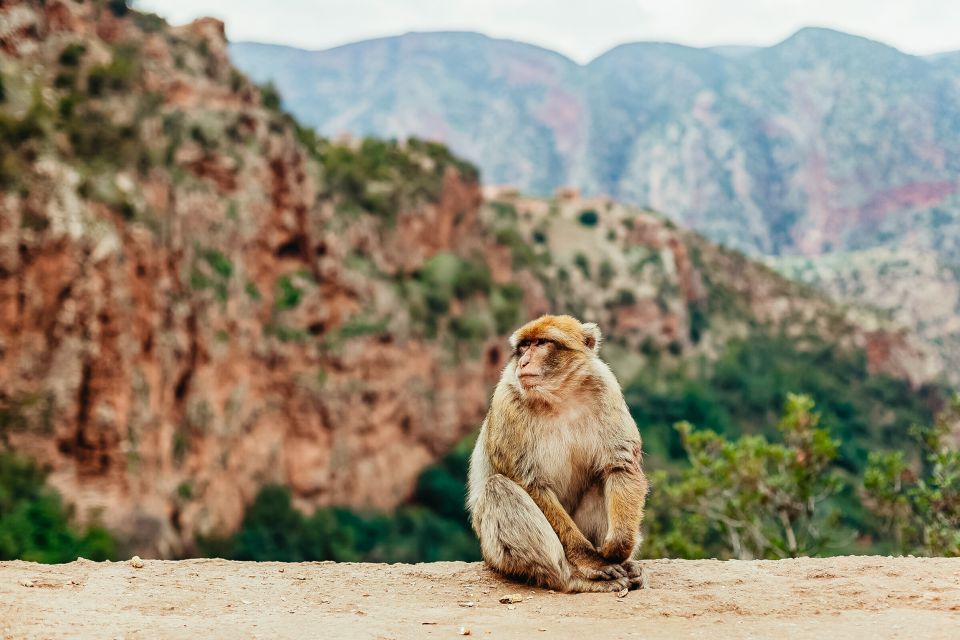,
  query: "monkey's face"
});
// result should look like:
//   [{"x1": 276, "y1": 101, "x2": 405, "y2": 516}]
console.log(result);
[
  {"x1": 507, "y1": 315, "x2": 603, "y2": 404},
  {"x1": 512, "y1": 337, "x2": 591, "y2": 404},
  {"x1": 515, "y1": 337, "x2": 559, "y2": 388}
]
